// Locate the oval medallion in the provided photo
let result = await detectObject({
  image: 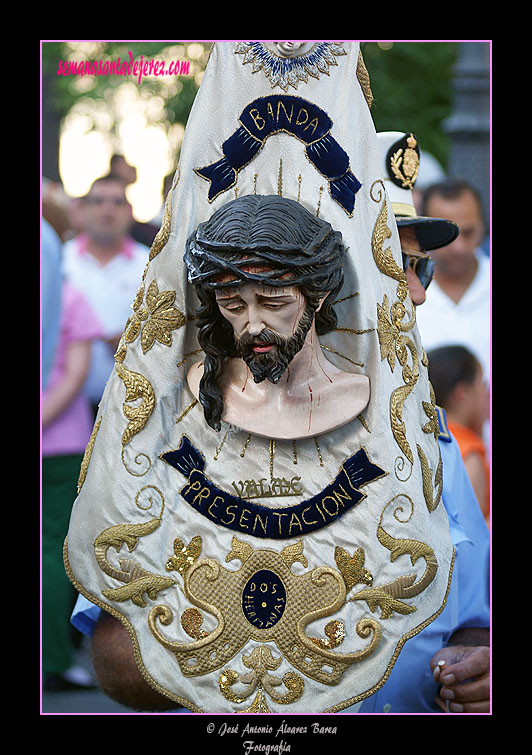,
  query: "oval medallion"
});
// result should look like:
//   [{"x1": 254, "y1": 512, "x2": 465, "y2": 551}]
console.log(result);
[{"x1": 242, "y1": 569, "x2": 286, "y2": 629}]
